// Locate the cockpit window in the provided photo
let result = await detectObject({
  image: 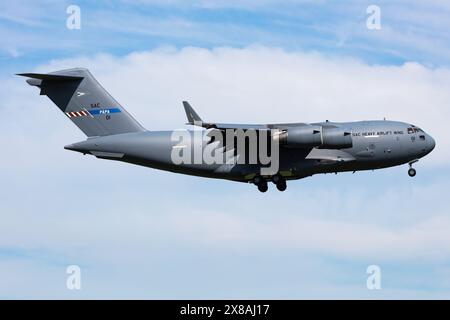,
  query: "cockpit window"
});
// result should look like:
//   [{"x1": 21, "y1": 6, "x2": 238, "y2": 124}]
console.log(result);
[
  {"x1": 420, "y1": 135, "x2": 426, "y2": 140},
  {"x1": 408, "y1": 126, "x2": 423, "y2": 134}
]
